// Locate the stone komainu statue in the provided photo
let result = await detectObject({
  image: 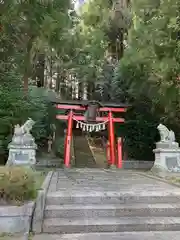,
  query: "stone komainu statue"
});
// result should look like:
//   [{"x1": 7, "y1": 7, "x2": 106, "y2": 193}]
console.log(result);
[
  {"x1": 157, "y1": 123, "x2": 175, "y2": 143},
  {"x1": 14, "y1": 118, "x2": 35, "y2": 136}
]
